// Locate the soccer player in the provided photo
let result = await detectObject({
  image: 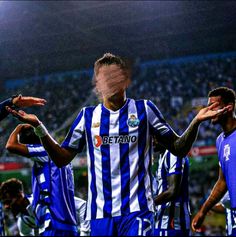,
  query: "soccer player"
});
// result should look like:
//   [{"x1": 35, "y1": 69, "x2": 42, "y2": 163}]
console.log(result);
[
  {"x1": 0, "y1": 178, "x2": 39, "y2": 236},
  {"x1": 153, "y1": 143, "x2": 191, "y2": 236},
  {"x1": 6, "y1": 53, "x2": 230, "y2": 236},
  {"x1": 0, "y1": 94, "x2": 46, "y2": 121},
  {"x1": 6, "y1": 124, "x2": 78, "y2": 236},
  {"x1": 192, "y1": 87, "x2": 236, "y2": 236}
]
